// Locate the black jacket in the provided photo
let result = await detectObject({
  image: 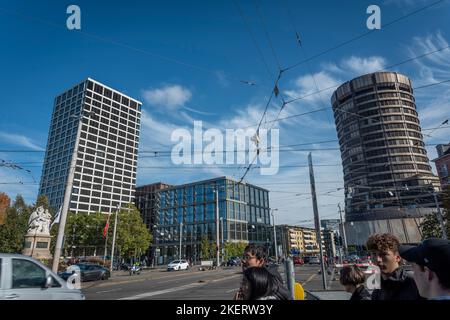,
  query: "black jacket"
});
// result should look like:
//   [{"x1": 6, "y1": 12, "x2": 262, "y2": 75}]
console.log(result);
[
  {"x1": 350, "y1": 285, "x2": 371, "y2": 301},
  {"x1": 265, "y1": 264, "x2": 292, "y2": 300},
  {"x1": 371, "y1": 267, "x2": 422, "y2": 300}
]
